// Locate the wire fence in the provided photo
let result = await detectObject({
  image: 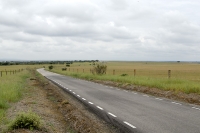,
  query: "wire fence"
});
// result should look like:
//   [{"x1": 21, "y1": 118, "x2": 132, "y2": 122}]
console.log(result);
[
  {"x1": 58, "y1": 67, "x2": 200, "y2": 81},
  {"x1": 0, "y1": 69, "x2": 24, "y2": 77}
]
